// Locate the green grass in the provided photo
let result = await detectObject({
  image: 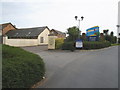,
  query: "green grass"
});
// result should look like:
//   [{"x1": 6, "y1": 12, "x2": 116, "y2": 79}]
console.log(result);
[
  {"x1": 111, "y1": 43, "x2": 120, "y2": 46},
  {"x1": 2, "y1": 45, "x2": 45, "y2": 88}
]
